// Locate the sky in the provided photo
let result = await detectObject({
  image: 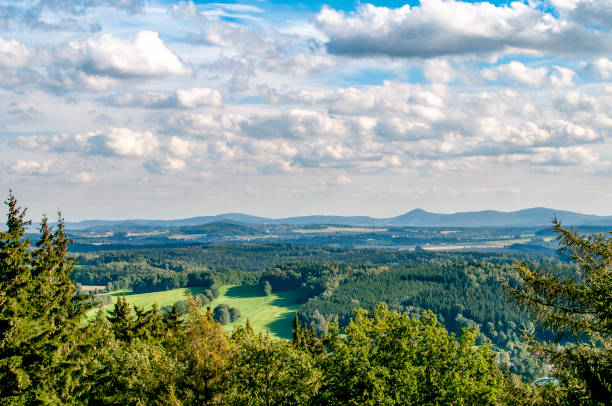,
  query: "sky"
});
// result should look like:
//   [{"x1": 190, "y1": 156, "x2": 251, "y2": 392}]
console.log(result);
[{"x1": 1, "y1": 0, "x2": 611, "y2": 221}]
